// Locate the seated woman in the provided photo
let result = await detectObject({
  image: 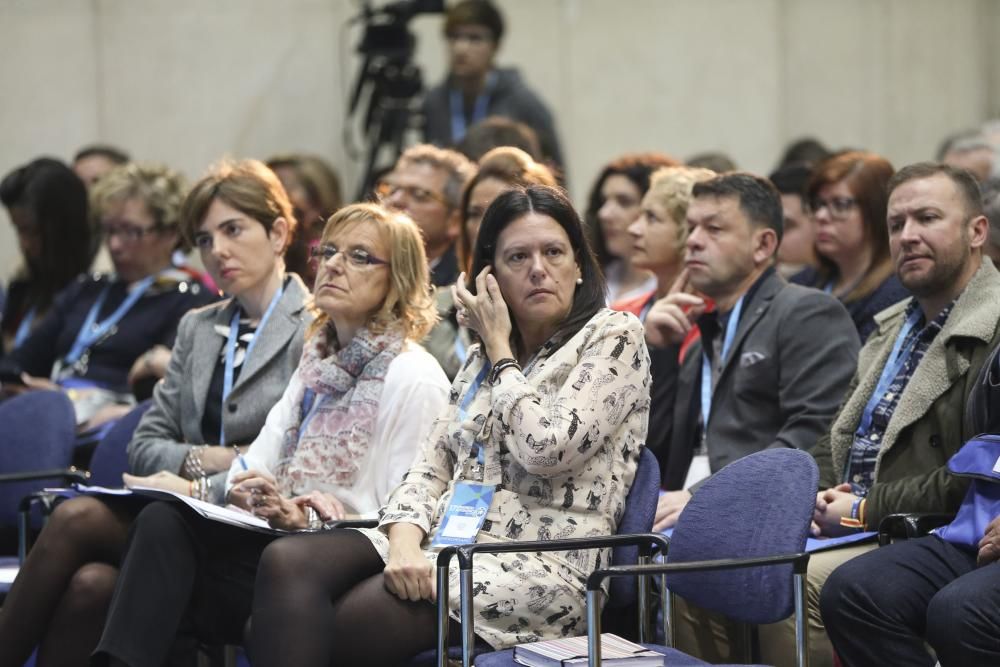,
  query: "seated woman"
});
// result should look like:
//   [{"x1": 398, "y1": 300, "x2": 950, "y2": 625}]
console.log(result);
[
  {"x1": 248, "y1": 184, "x2": 652, "y2": 667},
  {"x1": 425, "y1": 146, "x2": 557, "y2": 378},
  {"x1": 801, "y1": 151, "x2": 909, "y2": 342},
  {"x1": 0, "y1": 163, "x2": 215, "y2": 429},
  {"x1": 611, "y1": 166, "x2": 715, "y2": 496},
  {"x1": 585, "y1": 152, "x2": 679, "y2": 303},
  {"x1": 92, "y1": 202, "x2": 450, "y2": 666},
  {"x1": 0, "y1": 159, "x2": 312, "y2": 667},
  {"x1": 0, "y1": 157, "x2": 91, "y2": 353}
]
